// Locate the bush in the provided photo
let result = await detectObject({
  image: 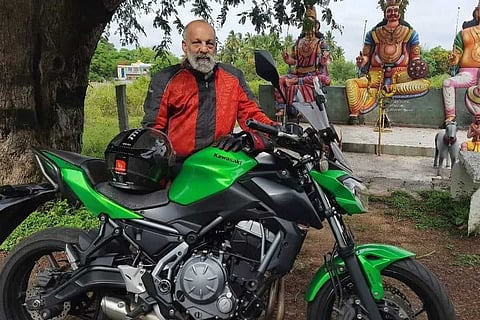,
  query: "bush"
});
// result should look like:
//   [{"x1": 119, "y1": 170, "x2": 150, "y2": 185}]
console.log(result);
[
  {"x1": 428, "y1": 73, "x2": 449, "y2": 89},
  {"x1": 1, "y1": 200, "x2": 99, "y2": 251}
]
